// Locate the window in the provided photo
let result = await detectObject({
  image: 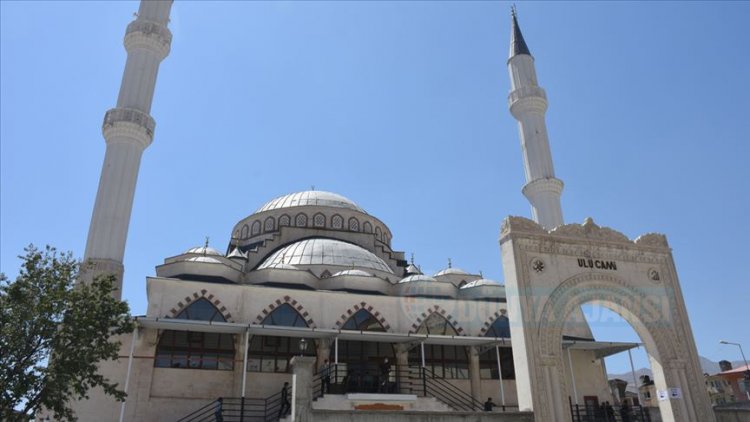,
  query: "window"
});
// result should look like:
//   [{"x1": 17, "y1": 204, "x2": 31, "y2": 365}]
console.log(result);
[
  {"x1": 155, "y1": 299, "x2": 235, "y2": 370},
  {"x1": 409, "y1": 313, "x2": 468, "y2": 379},
  {"x1": 479, "y1": 316, "x2": 515, "y2": 379},
  {"x1": 251, "y1": 220, "x2": 261, "y2": 236},
  {"x1": 313, "y1": 213, "x2": 326, "y2": 227},
  {"x1": 241, "y1": 224, "x2": 249, "y2": 238},
  {"x1": 331, "y1": 215, "x2": 343, "y2": 229},
  {"x1": 338, "y1": 309, "x2": 394, "y2": 388},
  {"x1": 264, "y1": 217, "x2": 275, "y2": 232},
  {"x1": 363, "y1": 222, "x2": 373, "y2": 233},
  {"x1": 279, "y1": 214, "x2": 291, "y2": 227},
  {"x1": 248, "y1": 304, "x2": 315, "y2": 373},
  {"x1": 348, "y1": 217, "x2": 359, "y2": 232},
  {"x1": 295, "y1": 213, "x2": 308, "y2": 227}
]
